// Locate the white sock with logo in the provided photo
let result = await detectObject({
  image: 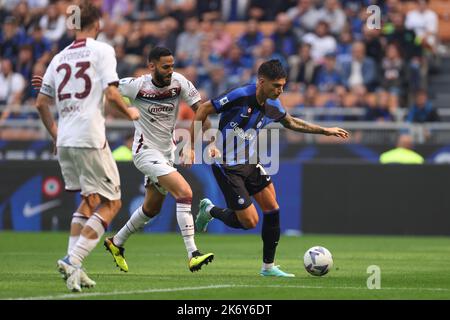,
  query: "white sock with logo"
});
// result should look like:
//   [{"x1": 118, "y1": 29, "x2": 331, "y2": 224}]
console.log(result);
[
  {"x1": 176, "y1": 199, "x2": 197, "y2": 258},
  {"x1": 67, "y1": 212, "x2": 88, "y2": 255},
  {"x1": 113, "y1": 206, "x2": 153, "y2": 247}
]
